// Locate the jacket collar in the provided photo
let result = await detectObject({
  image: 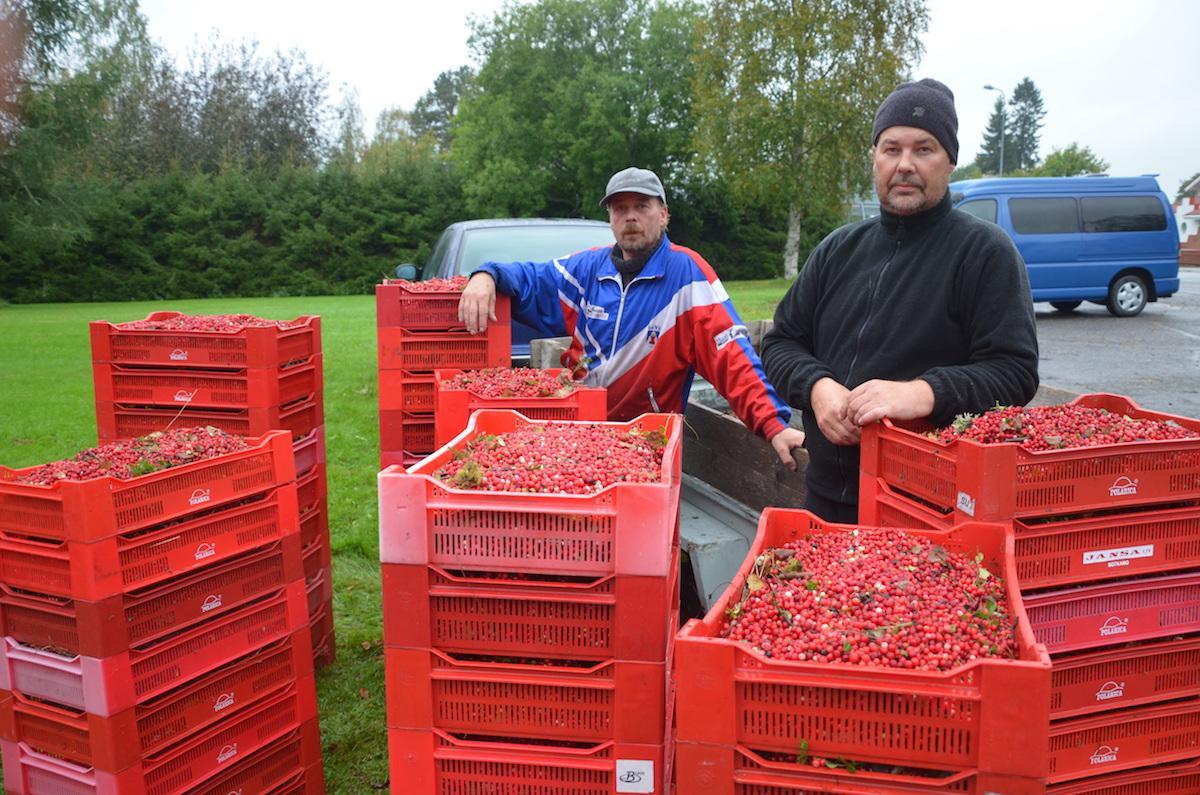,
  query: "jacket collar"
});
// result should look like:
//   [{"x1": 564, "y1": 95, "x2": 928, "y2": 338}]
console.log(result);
[
  {"x1": 598, "y1": 234, "x2": 671, "y2": 282},
  {"x1": 879, "y1": 190, "x2": 953, "y2": 234}
]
